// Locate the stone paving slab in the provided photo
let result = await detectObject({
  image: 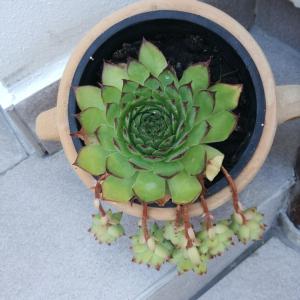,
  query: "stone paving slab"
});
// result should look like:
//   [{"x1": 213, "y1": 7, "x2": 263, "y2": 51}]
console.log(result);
[
  {"x1": 203, "y1": 0, "x2": 255, "y2": 29},
  {"x1": 250, "y1": 26, "x2": 300, "y2": 85},
  {"x1": 255, "y1": 0, "x2": 300, "y2": 51},
  {"x1": 200, "y1": 238, "x2": 300, "y2": 300},
  {"x1": 0, "y1": 107, "x2": 27, "y2": 174},
  {"x1": 11, "y1": 81, "x2": 61, "y2": 155}
]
